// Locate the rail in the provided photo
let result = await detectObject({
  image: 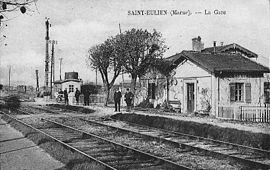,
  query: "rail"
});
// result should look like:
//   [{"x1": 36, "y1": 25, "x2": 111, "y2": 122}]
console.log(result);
[{"x1": 2, "y1": 108, "x2": 190, "y2": 170}]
